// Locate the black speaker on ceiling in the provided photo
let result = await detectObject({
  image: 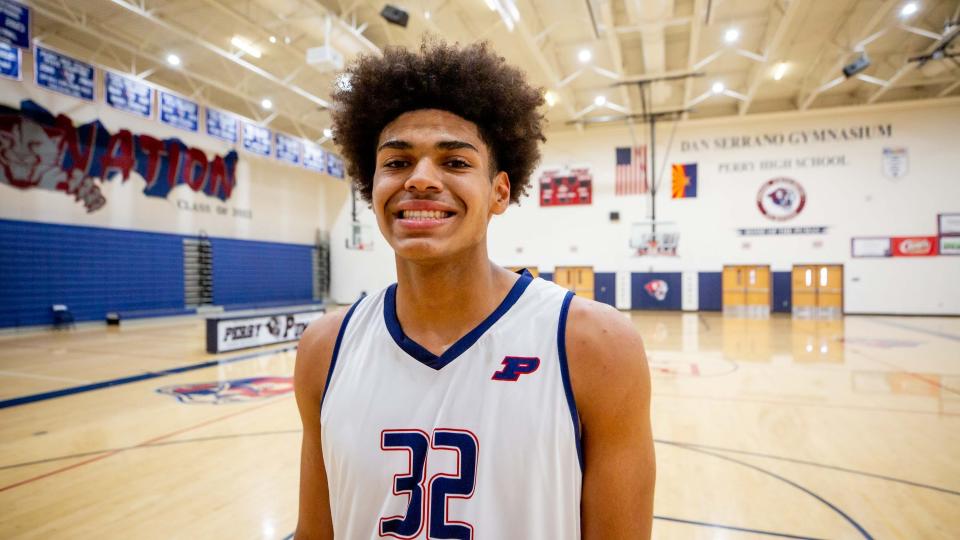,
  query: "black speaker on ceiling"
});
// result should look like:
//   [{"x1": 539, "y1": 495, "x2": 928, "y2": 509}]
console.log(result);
[{"x1": 381, "y1": 5, "x2": 409, "y2": 27}]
